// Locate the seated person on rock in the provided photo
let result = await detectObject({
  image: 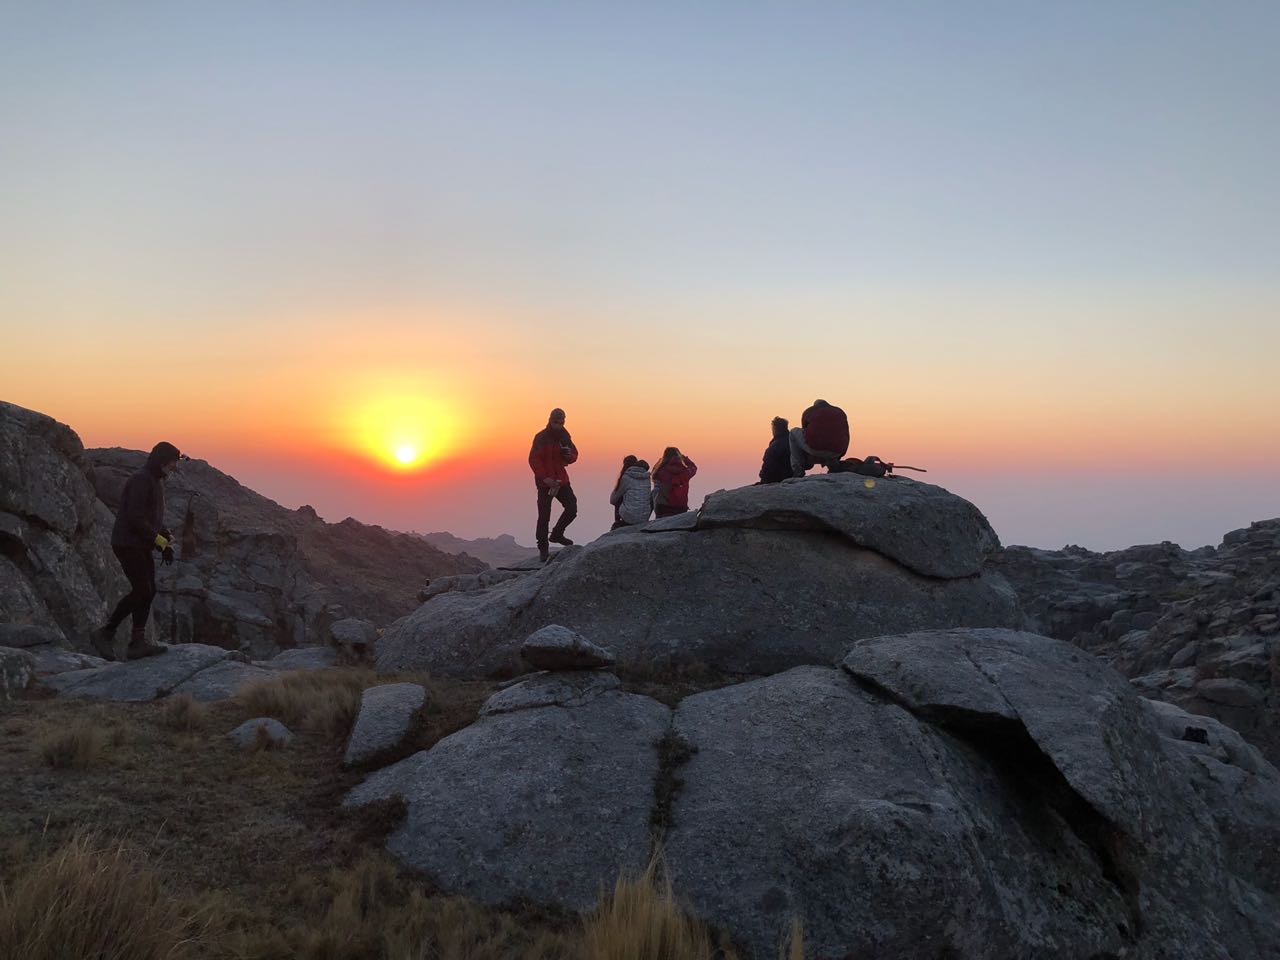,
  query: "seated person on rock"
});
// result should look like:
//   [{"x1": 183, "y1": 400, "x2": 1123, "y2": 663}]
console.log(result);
[
  {"x1": 789, "y1": 399, "x2": 849, "y2": 477},
  {"x1": 652, "y1": 447, "x2": 698, "y2": 518},
  {"x1": 610, "y1": 458, "x2": 652, "y2": 528},
  {"x1": 758, "y1": 416, "x2": 791, "y2": 484}
]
